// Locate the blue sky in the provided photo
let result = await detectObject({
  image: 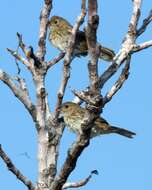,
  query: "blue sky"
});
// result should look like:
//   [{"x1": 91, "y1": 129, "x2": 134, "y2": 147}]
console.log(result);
[{"x1": 0, "y1": 0, "x2": 152, "y2": 190}]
